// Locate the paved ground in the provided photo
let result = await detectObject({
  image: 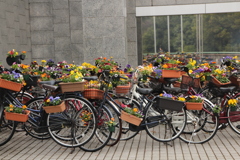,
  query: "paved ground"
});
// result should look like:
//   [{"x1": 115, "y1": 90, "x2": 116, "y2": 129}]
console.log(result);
[{"x1": 1, "y1": 127, "x2": 240, "y2": 160}]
